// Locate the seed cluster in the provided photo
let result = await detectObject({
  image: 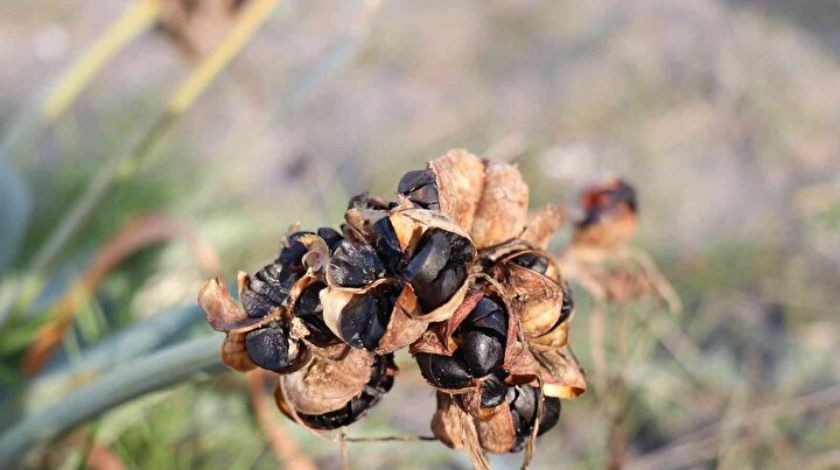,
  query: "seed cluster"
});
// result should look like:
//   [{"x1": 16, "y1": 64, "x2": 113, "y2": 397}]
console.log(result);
[{"x1": 199, "y1": 149, "x2": 626, "y2": 458}]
